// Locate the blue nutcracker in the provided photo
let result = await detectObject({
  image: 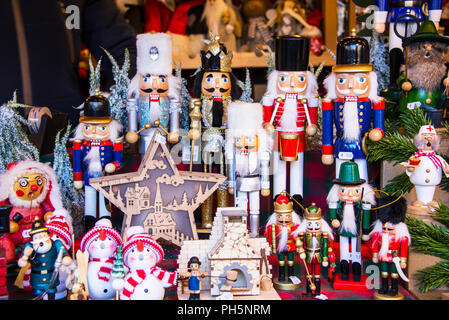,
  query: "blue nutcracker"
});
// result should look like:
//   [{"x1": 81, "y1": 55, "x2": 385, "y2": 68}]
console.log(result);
[
  {"x1": 17, "y1": 218, "x2": 72, "y2": 300},
  {"x1": 73, "y1": 89, "x2": 123, "y2": 230},
  {"x1": 374, "y1": 0, "x2": 442, "y2": 90},
  {"x1": 322, "y1": 31, "x2": 385, "y2": 181}
]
